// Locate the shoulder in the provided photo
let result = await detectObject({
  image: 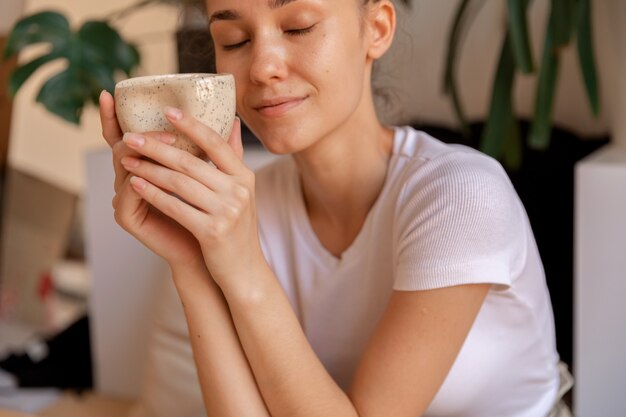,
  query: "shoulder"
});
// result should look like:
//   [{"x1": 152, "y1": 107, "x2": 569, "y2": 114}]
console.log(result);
[
  {"x1": 390, "y1": 127, "x2": 525, "y2": 290},
  {"x1": 391, "y1": 126, "x2": 516, "y2": 215}
]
